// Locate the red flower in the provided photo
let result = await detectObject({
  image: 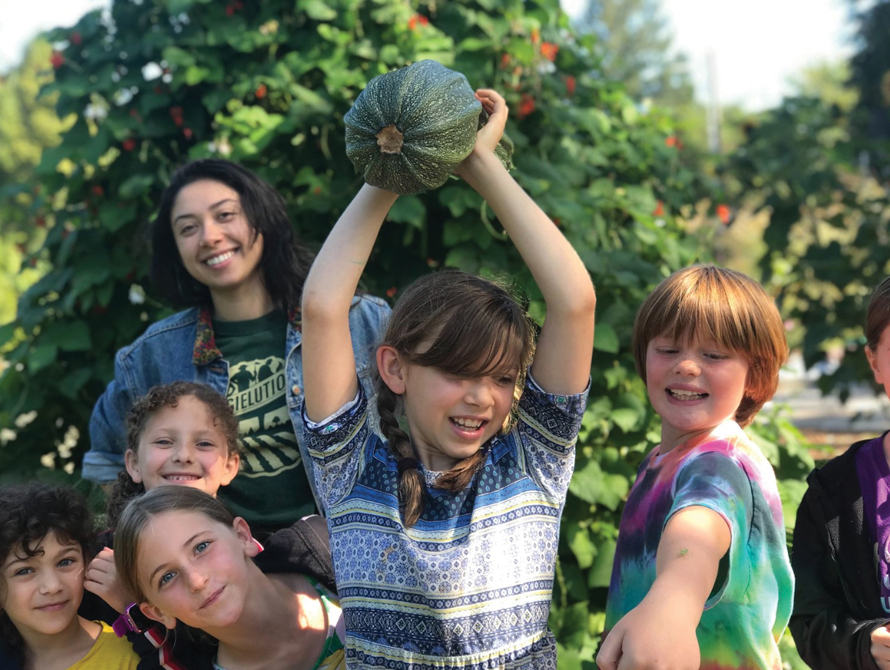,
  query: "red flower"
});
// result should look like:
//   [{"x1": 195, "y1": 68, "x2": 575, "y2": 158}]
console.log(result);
[
  {"x1": 531, "y1": 28, "x2": 540, "y2": 44},
  {"x1": 50, "y1": 51, "x2": 65, "y2": 69},
  {"x1": 169, "y1": 106, "x2": 184, "y2": 127},
  {"x1": 386, "y1": 286, "x2": 398, "y2": 298},
  {"x1": 70, "y1": 32, "x2": 82, "y2": 46},
  {"x1": 183, "y1": 127, "x2": 193, "y2": 140},
  {"x1": 653, "y1": 201, "x2": 665, "y2": 217},
  {"x1": 716, "y1": 204, "x2": 732, "y2": 225},
  {"x1": 91, "y1": 185, "x2": 104, "y2": 197},
  {"x1": 665, "y1": 135, "x2": 677, "y2": 148},
  {"x1": 122, "y1": 138, "x2": 137, "y2": 151},
  {"x1": 517, "y1": 93, "x2": 536, "y2": 120},
  {"x1": 408, "y1": 14, "x2": 429, "y2": 30},
  {"x1": 540, "y1": 42, "x2": 559, "y2": 62},
  {"x1": 565, "y1": 75, "x2": 576, "y2": 97},
  {"x1": 255, "y1": 83, "x2": 267, "y2": 99},
  {"x1": 225, "y1": 4, "x2": 235, "y2": 16}
]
